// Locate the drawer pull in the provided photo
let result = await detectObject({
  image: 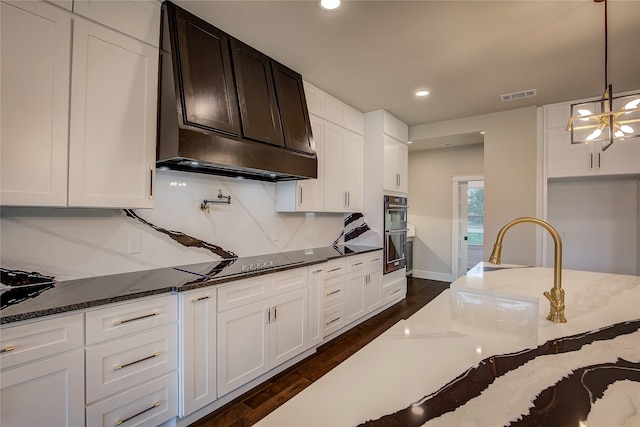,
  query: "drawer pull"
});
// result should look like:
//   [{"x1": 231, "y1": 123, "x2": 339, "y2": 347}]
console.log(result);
[
  {"x1": 325, "y1": 317, "x2": 341, "y2": 326},
  {"x1": 351, "y1": 262, "x2": 364, "y2": 267},
  {"x1": 114, "y1": 352, "x2": 160, "y2": 371},
  {"x1": 192, "y1": 295, "x2": 211, "y2": 302},
  {"x1": 113, "y1": 312, "x2": 160, "y2": 325},
  {"x1": 327, "y1": 267, "x2": 342, "y2": 273},
  {"x1": 391, "y1": 288, "x2": 402, "y2": 295},
  {"x1": 326, "y1": 289, "x2": 341, "y2": 296},
  {"x1": 371, "y1": 258, "x2": 381, "y2": 262},
  {"x1": 0, "y1": 346, "x2": 15, "y2": 354},
  {"x1": 115, "y1": 402, "x2": 161, "y2": 426}
]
